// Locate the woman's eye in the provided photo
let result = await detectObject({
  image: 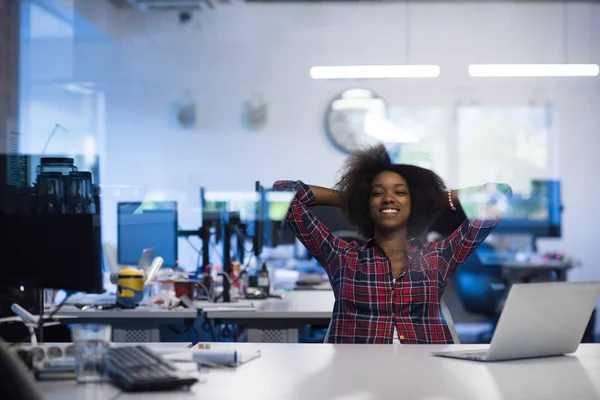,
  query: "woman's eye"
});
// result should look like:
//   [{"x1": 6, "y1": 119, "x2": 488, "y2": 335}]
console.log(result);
[
  {"x1": 396, "y1": 191, "x2": 406, "y2": 196},
  {"x1": 372, "y1": 192, "x2": 383, "y2": 197}
]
